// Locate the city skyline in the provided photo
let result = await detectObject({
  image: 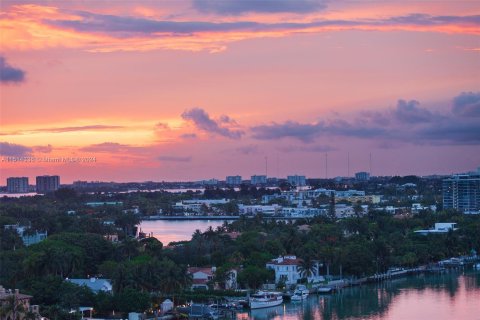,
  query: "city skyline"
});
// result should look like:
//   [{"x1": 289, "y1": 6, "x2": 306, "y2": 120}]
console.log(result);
[{"x1": 1, "y1": 1, "x2": 479, "y2": 183}]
